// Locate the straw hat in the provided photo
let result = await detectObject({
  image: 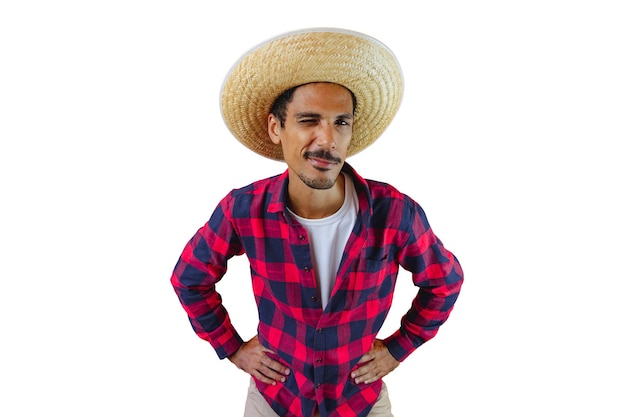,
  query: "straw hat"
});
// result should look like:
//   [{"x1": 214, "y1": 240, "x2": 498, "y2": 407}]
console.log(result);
[{"x1": 220, "y1": 28, "x2": 404, "y2": 161}]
